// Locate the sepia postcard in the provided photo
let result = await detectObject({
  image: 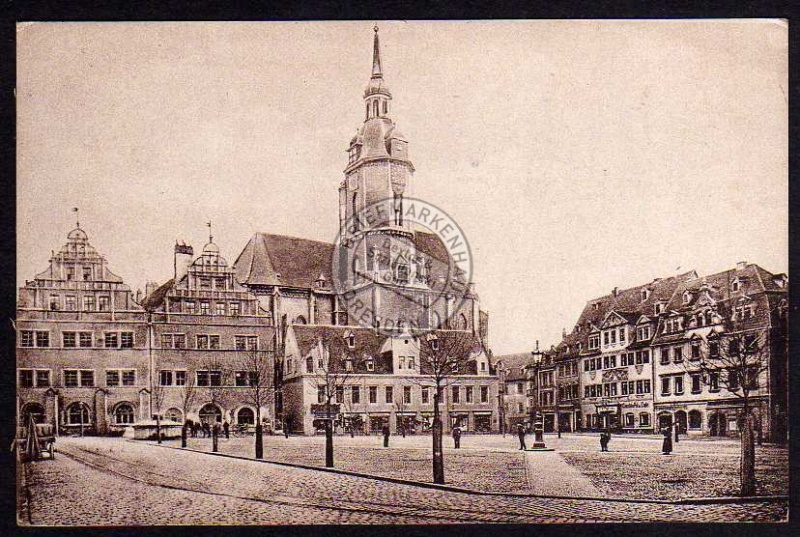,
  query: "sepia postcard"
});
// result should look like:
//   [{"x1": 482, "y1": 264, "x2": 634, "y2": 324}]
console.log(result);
[{"x1": 15, "y1": 20, "x2": 788, "y2": 525}]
